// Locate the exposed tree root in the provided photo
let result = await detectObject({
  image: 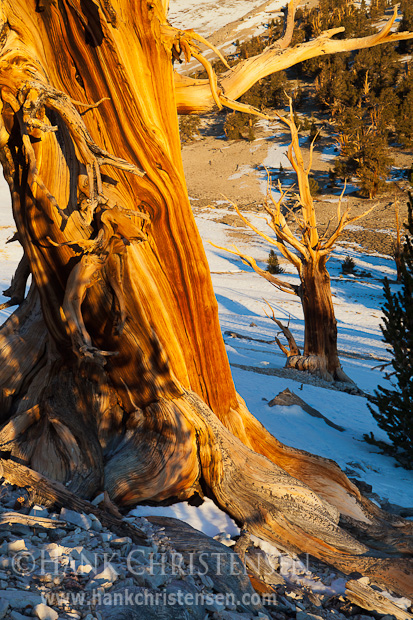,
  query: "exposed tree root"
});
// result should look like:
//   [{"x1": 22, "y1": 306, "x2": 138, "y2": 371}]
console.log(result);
[
  {"x1": 2, "y1": 382, "x2": 412, "y2": 597},
  {"x1": 104, "y1": 389, "x2": 413, "y2": 597},
  {"x1": 0, "y1": 458, "x2": 148, "y2": 546},
  {"x1": 284, "y1": 353, "x2": 355, "y2": 383}
]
